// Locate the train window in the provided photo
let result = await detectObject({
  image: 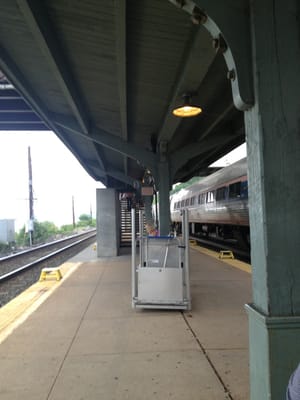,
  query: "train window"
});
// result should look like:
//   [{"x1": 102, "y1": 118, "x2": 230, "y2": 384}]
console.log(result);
[
  {"x1": 185, "y1": 198, "x2": 190, "y2": 206},
  {"x1": 190, "y1": 196, "x2": 195, "y2": 206},
  {"x1": 216, "y1": 186, "x2": 226, "y2": 201},
  {"x1": 240, "y1": 181, "x2": 248, "y2": 198},
  {"x1": 198, "y1": 193, "x2": 206, "y2": 204},
  {"x1": 207, "y1": 190, "x2": 215, "y2": 203},
  {"x1": 229, "y1": 182, "x2": 241, "y2": 198},
  {"x1": 181, "y1": 200, "x2": 185, "y2": 207}
]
